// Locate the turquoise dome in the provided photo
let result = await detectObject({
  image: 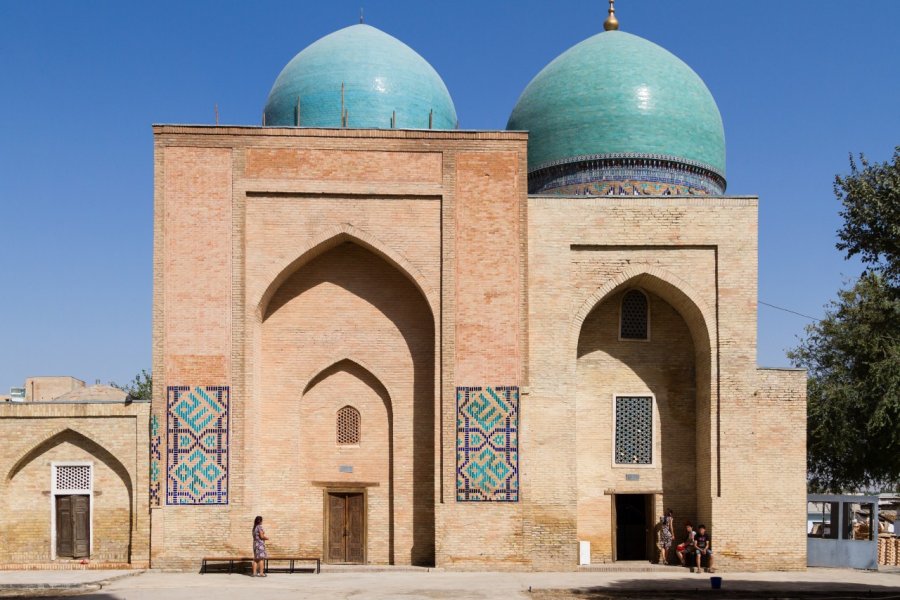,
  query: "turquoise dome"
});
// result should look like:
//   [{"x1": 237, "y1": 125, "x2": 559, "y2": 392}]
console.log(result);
[
  {"x1": 264, "y1": 24, "x2": 457, "y2": 129},
  {"x1": 507, "y1": 30, "x2": 726, "y2": 195}
]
